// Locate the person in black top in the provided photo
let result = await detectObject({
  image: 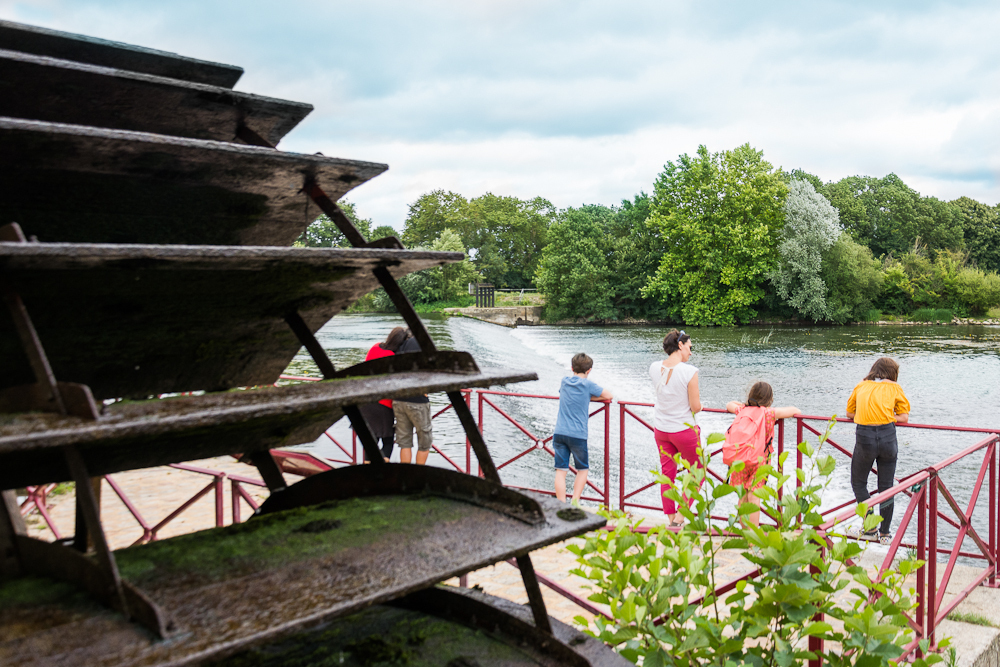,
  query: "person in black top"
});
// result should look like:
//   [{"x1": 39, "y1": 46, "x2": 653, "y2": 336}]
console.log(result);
[{"x1": 393, "y1": 332, "x2": 433, "y2": 464}]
